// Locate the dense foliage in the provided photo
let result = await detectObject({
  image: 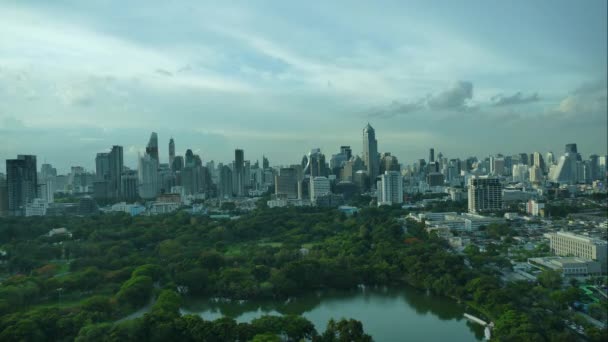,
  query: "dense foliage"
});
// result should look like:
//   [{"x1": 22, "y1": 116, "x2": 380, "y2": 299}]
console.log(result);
[{"x1": 0, "y1": 205, "x2": 606, "y2": 341}]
